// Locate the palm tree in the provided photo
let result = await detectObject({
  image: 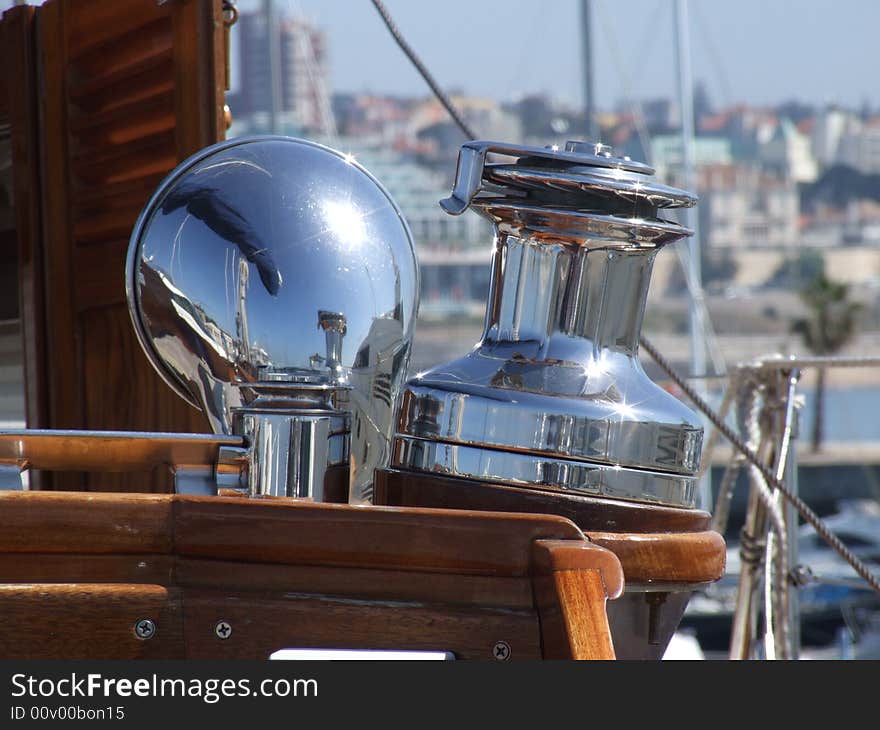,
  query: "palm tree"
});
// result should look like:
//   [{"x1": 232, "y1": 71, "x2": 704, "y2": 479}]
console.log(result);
[{"x1": 791, "y1": 272, "x2": 862, "y2": 452}]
